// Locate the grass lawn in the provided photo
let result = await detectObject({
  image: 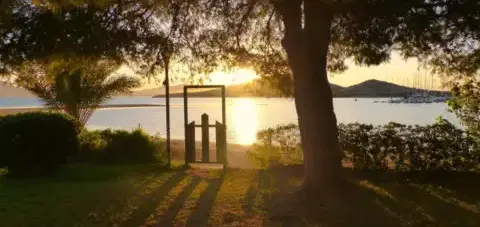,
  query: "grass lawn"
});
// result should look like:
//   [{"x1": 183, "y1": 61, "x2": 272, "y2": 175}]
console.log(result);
[
  {"x1": 0, "y1": 164, "x2": 177, "y2": 227},
  {"x1": 1, "y1": 164, "x2": 480, "y2": 227}
]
